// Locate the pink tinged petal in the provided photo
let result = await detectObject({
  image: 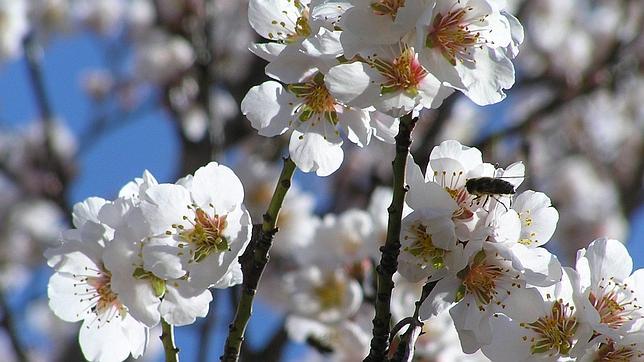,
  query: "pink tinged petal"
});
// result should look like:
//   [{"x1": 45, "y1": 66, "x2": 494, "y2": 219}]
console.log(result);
[
  {"x1": 160, "y1": 281, "x2": 212, "y2": 326},
  {"x1": 72, "y1": 197, "x2": 107, "y2": 228},
  {"x1": 265, "y1": 45, "x2": 319, "y2": 83},
  {"x1": 191, "y1": 162, "x2": 244, "y2": 213},
  {"x1": 141, "y1": 184, "x2": 192, "y2": 235},
  {"x1": 325, "y1": 62, "x2": 381, "y2": 109},
  {"x1": 249, "y1": 42, "x2": 286, "y2": 62},
  {"x1": 337, "y1": 107, "x2": 372, "y2": 147},
  {"x1": 241, "y1": 81, "x2": 293, "y2": 137},
  {"x1": 48, "y1": 272, "x2": 95, "y2": 322},
  {"x1": 584, "y1": 238, "x2": 633, "y2": 283},
  {"x1": 289, "y1": 130, "x2": 344, "y2": 176}
]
